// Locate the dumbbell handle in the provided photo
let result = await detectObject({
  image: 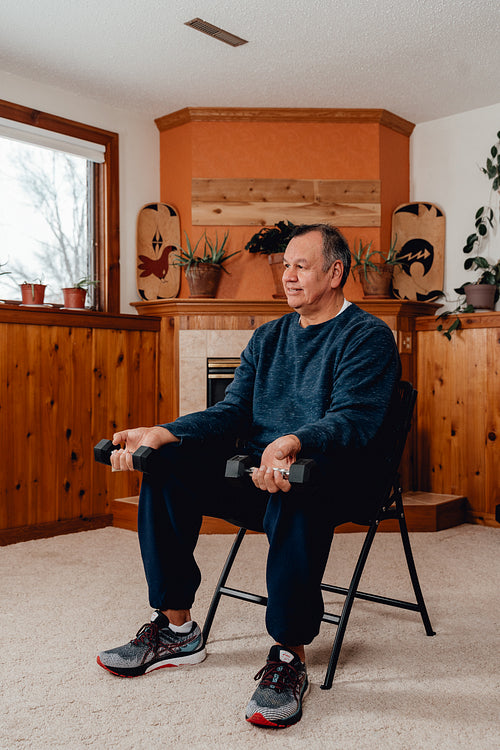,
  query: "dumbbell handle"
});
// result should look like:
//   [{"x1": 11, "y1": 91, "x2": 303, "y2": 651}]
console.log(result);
[
  {"x1": 93, "y1": 439, "x2": 159, "y2": 473},
  {"x1": 243, "y1": 466, "x2": 291, "y2": 479},
  {"x1": 225, "y1": 454, "x2": 315, "y2": 484}
]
